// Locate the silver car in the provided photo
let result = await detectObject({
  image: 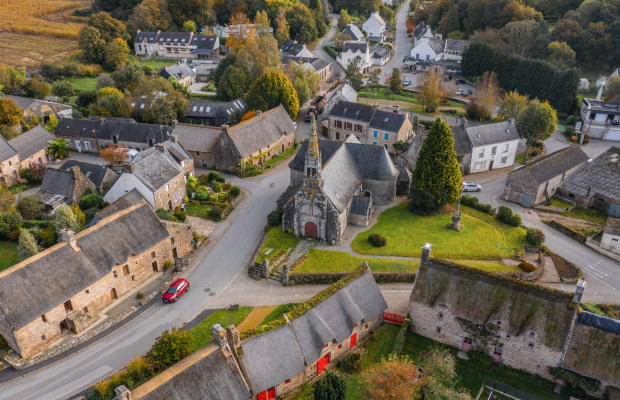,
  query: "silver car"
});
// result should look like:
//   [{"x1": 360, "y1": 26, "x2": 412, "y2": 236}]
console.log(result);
[{"x1": 462, "y1": 181, "x2": 482, "y2": 192}]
